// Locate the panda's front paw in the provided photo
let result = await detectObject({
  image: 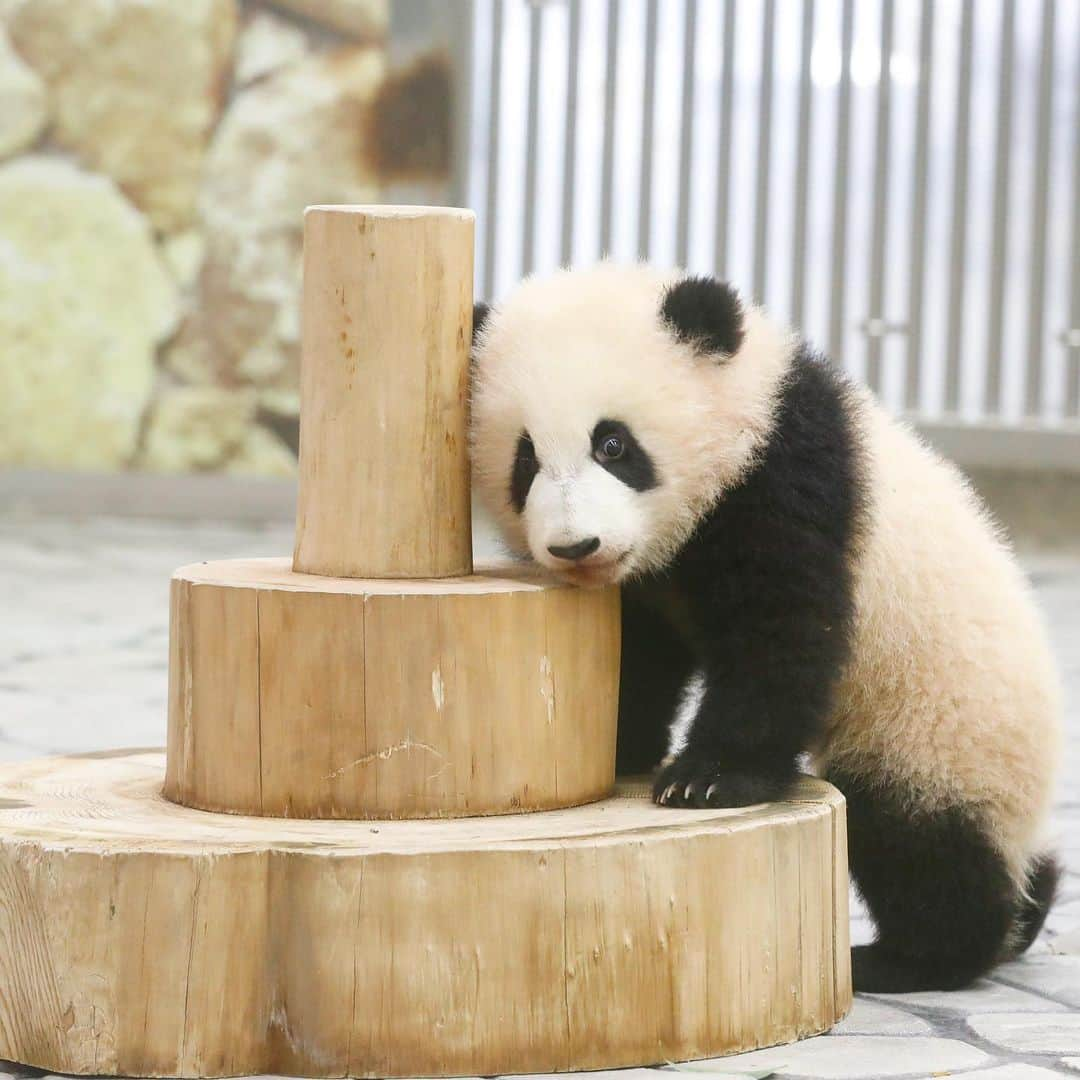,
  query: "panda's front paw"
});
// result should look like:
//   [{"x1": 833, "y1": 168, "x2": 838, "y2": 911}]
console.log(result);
[{"x1": 652, "y1": 758, "x2": 790, "y2": 808}]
